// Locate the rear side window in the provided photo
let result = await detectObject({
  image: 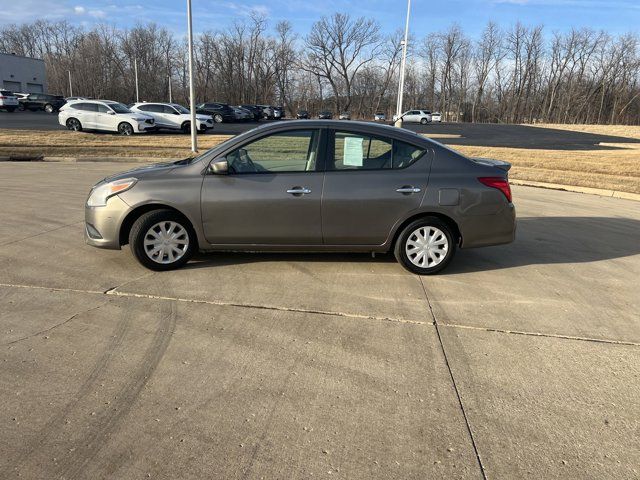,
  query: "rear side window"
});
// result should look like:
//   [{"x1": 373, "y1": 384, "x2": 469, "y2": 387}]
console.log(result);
[
  {"x1": 80, "y1": 103, "x2": 98, "y2": 112},
  {"x1": 331, "y1": 131, "x2": 425, "y2": 171}
]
